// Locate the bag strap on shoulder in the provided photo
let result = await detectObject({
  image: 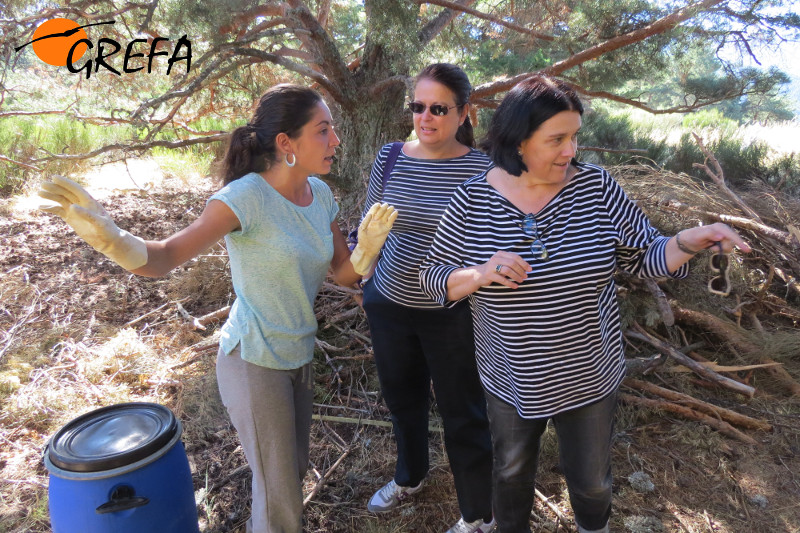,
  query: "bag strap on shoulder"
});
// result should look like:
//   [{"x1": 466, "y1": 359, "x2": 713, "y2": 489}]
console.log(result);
[{"x1": 380, "y1": 142, "x2": 404, "y2": 199}]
